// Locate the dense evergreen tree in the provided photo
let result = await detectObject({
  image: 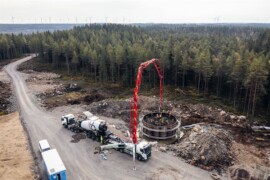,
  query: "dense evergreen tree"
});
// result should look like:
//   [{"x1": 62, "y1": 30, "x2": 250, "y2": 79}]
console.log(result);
[{"x1": 1, "y1": 24, "x2": 270, "y2": 119}]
